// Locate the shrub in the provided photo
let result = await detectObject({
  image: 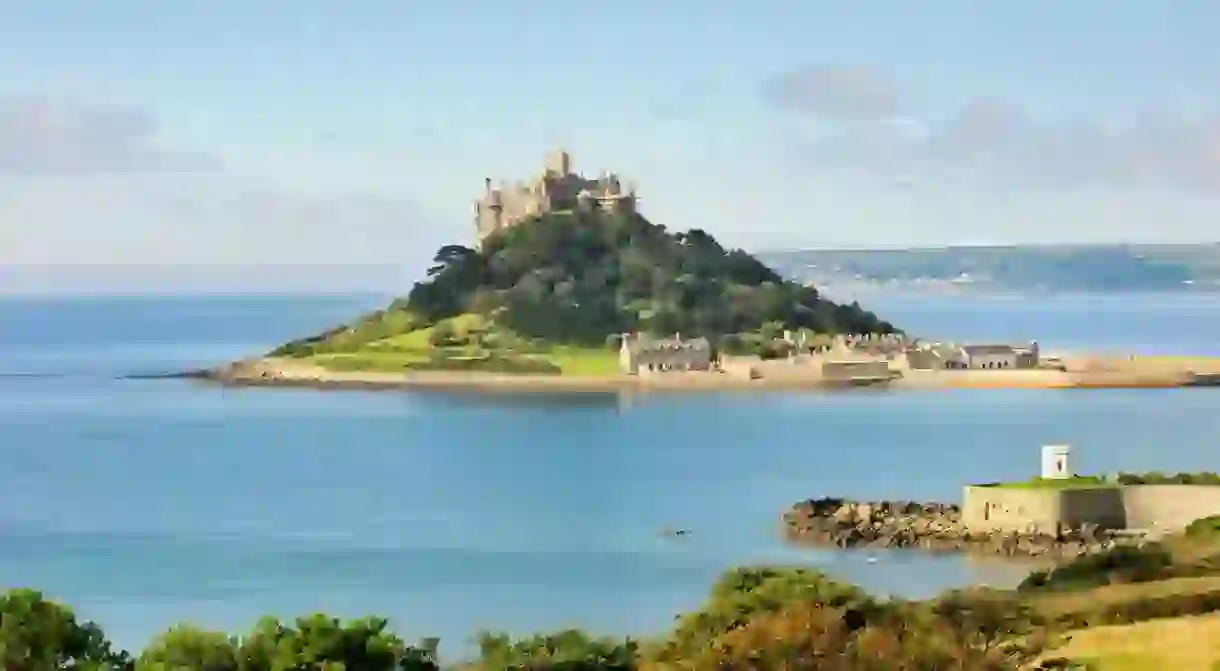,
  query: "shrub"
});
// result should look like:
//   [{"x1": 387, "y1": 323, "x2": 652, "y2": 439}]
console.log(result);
[
  {"x1": 137, "y1": 626, "x2": 238, "y2": 670},
  {"x1": 1115, "y1": 471, "x2": 1220, "y2": 486},
  {"x1": 1047, "y1": 585, "x2": 1220, "y2": 631},
  {"x1": 1186, "y1": 515, "x2": 1220, "y2": 538},
  {"x1": 668, "y1": 601, "x2": 1036, "y2": 671},
  {"x1": 474, "y1": 630, "x2": 636, "y2": 670},
  {"x1": 643, "y1": 567, "x2": 875, "y2": 666},
  {"x1": 758, "y1": 340, "x2": 795, "y2": 360},
  {"x1": 427, "y1": 322, "x2": 462, "y2": 347},
  {"x1": 1018, "y1": 545, "x2": 1174, "y2": 592},
  {"x1": 0, "y1": 588, "x2": 130, "y2": 670}
]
